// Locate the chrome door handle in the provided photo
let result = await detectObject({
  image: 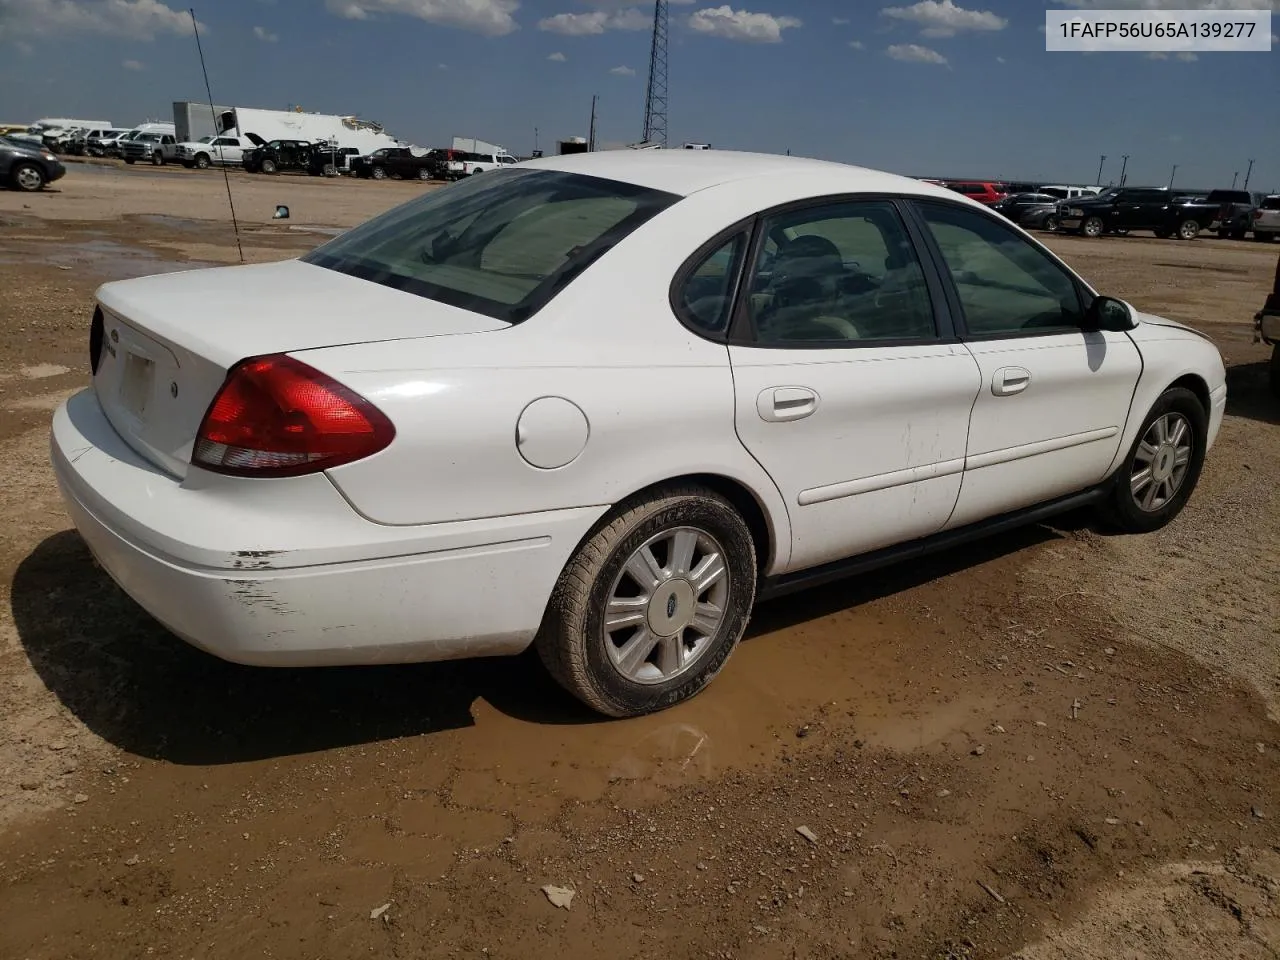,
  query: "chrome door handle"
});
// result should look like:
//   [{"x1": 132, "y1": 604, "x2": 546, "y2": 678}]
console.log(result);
[
  {"x1": 757, "y1": 386, "x2": 818, "y2": 422},
  {"x1": 992, "y1": 366, "x2": 1031, "y2": 397}
]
